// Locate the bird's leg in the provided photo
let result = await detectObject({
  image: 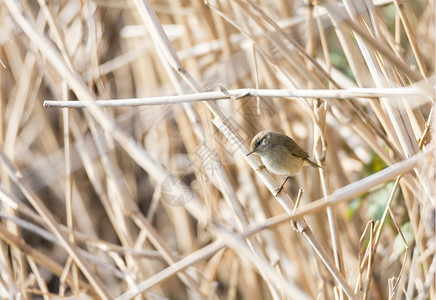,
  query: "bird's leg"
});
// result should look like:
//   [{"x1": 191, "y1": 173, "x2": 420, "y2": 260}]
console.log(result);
[
  {"x1": 275, "y1": 177, "x2": 290, "y2": 197},
  {"x1": 256, "y1": 164, "x2": 266, "y2": 171}
]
